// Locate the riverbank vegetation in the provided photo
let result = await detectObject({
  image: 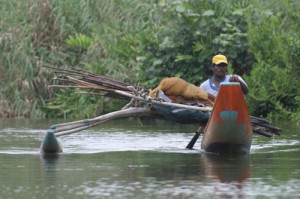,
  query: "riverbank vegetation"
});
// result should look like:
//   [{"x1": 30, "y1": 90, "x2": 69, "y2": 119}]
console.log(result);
[{"x1": 0, "y1": 0, "x2": 299, "y2": 121}]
